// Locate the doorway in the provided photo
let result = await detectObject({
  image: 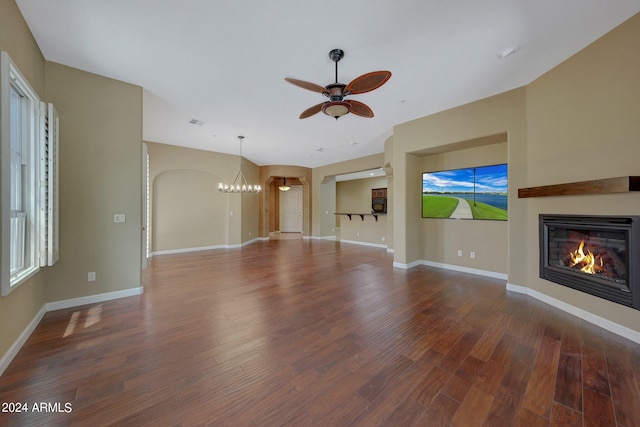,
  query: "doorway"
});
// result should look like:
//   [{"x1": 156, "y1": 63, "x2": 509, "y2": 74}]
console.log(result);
[{"x1": 279, "y1": 185, "x2": 303, "y2": 232}]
